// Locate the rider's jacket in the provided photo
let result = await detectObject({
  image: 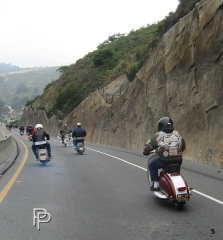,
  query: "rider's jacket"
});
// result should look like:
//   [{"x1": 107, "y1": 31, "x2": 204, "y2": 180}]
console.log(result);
[
  {"x1": 72, "y1": 127, "x2": 86, "y2": 138},
  {"x1": 143, "y1": 130, "x2": 186, "y2": 160},
  {"x1": 26, "y1": 126, "x2": 33, "y2": 135},
  {"x1": 32, "y1": 129, "x2": 50, "y2": 142}
]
